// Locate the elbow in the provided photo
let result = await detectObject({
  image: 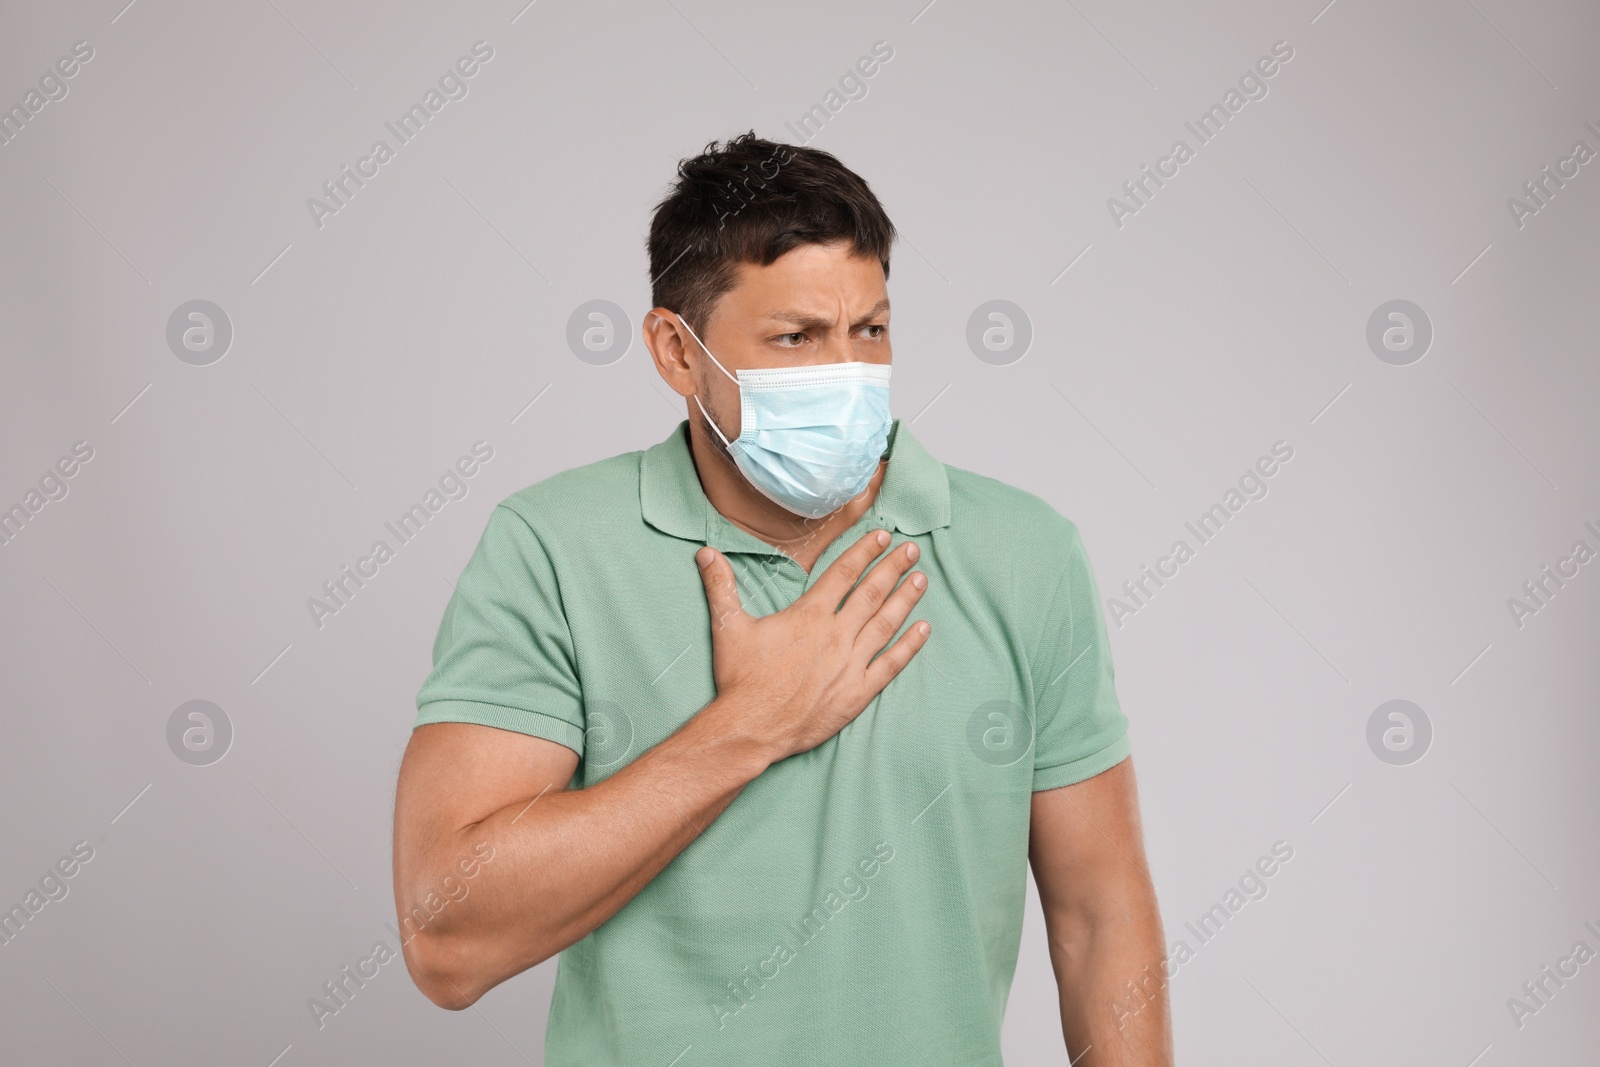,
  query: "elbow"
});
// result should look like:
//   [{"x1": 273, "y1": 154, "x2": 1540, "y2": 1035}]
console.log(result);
[
  {"x1": 399, "y1": 920, "x2": 562, "y2": 1010},
  {"x1": 401, "y1": 927, "x2": 484, "y2": 1010}
]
